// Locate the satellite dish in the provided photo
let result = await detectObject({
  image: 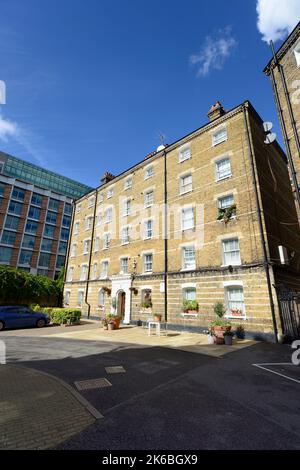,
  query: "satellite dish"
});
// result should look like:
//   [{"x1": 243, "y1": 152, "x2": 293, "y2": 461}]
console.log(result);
[
  {"x1": 264, "y1": 132, "x2": 277, "y2": 144},
  {"x1": 263, "y1": 121, "x2": 273, "y2": 132},
  {"x1": 263, "y1": 121, "x2": 276, "y2": 144}
]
